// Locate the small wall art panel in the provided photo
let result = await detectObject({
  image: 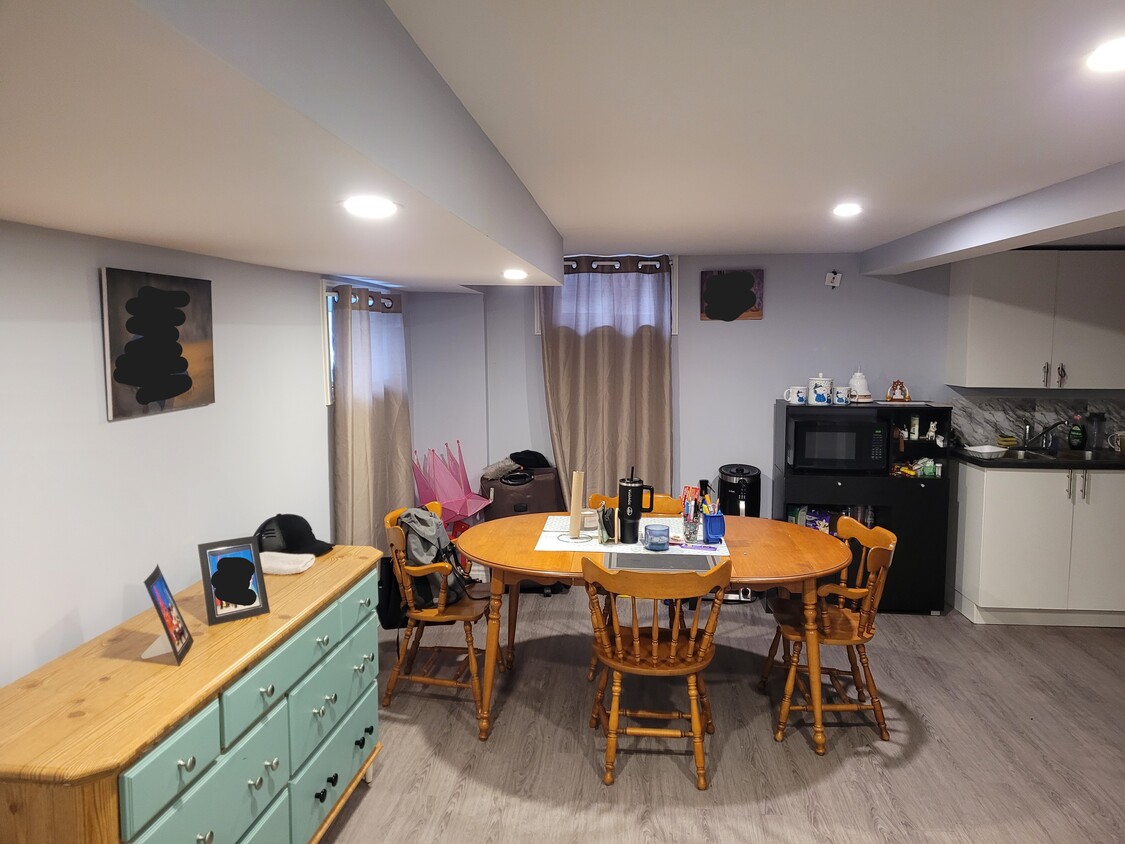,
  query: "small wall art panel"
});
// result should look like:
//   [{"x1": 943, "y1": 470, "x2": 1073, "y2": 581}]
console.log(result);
[
  {"x1": 700, "y1": 268, "x2": 764, "y2": 321},
  {"x1": 101, "y1": 267, "x2": 215, "y2": 420}
]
